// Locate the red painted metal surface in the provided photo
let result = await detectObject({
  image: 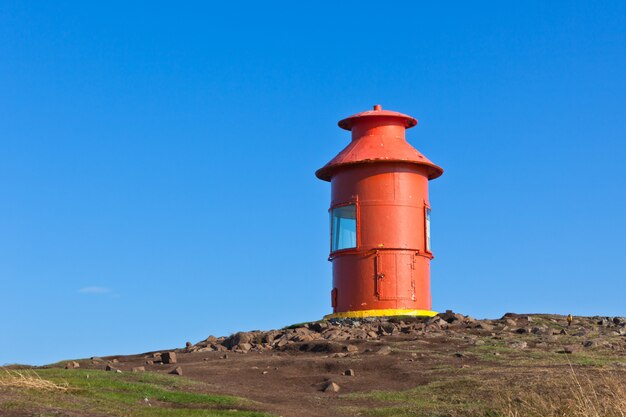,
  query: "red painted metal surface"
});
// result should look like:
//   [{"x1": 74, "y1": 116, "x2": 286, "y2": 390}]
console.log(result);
[{"x1": 316, "y1": 105, "x2": 443, "y2": 315}]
